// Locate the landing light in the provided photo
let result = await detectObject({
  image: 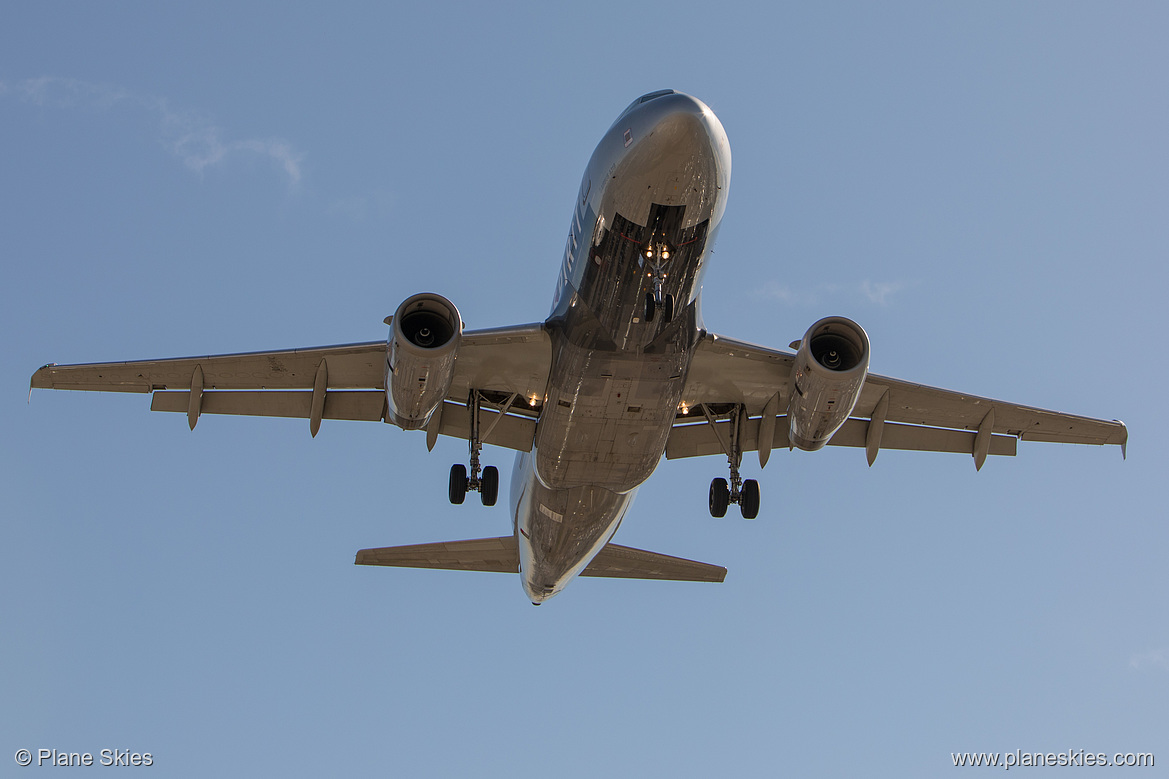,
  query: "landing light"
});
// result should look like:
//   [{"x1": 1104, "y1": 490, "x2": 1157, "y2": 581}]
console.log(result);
[
  {"x1": 529, "y1": 396, "x2": 538, "y2": 407},
  {"x1": 680, "y1": 403, "x2": 689, "y2": 415}
]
